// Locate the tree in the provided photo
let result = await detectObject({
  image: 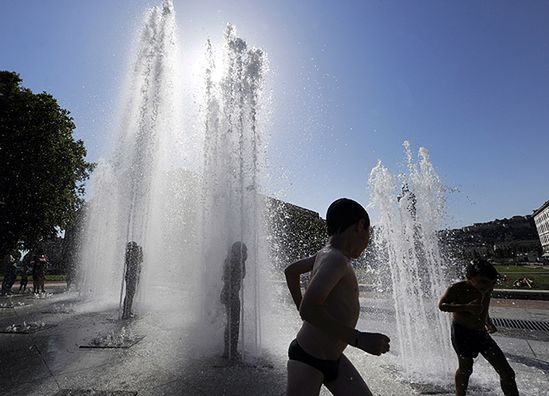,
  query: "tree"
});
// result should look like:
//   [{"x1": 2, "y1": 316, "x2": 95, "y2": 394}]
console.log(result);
[{"x1": 0, "y1": 71, "x2": 95, "y2": 260}]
